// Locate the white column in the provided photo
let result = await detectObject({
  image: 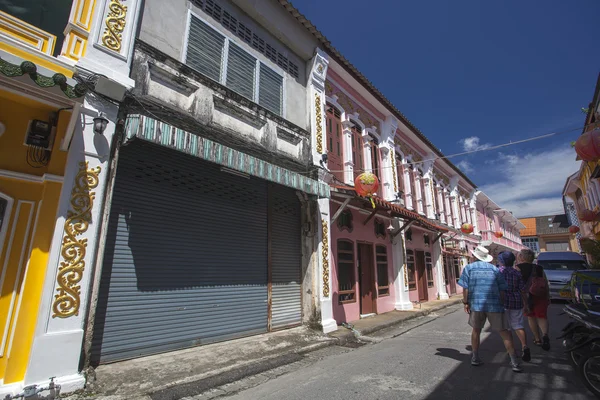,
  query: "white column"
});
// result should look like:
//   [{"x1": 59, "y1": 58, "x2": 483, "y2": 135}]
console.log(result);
[
  {"x1": 444, "y1": 191, "x2": 452, "y2": 225},
  {"x1": 451, "y1": 195, "x2": 461, "y2": 229},
  {"x1": 423, "y1": 176, "x2": 435, "y2": 219},
  {"x1": 307, "y1": 49, "x2": 329, "y2": 167},
  {"x1": 437, "y1": 185, "x2": 446, "y2": 224},
  {"x1": 379, "y1": 145, "x2": 394, "y2": 201},
  {"x1": 341, "y1": 121, "x2": 355, "y2": 185},
  {"x1": 26, "y1": 97, "x2": 119, "y2": 390},
  {"x1": 459, "y1": 199, "x2": 467, "y2": 223},
  {"x1": 318, "y1": 198, "x2": 337, "y2": 333},
  {"x1": 434, "y1": 241, "x2": 449, "y2": 300},
  {"x1": 363, "y1": 135, "x2": 373, "y2": 173},
  {"x1": 76, "y1": 0, "x2": 143, "y2": 88},
  {"x1": 392, "y1": 220, "x2": 413, "y2": 310},
  {"x1": 403, "y1": 163, "x2": 413, "y2": 210},
  {"x1": 414, "y1": 171, "x2": 424, "y2": 214}
]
